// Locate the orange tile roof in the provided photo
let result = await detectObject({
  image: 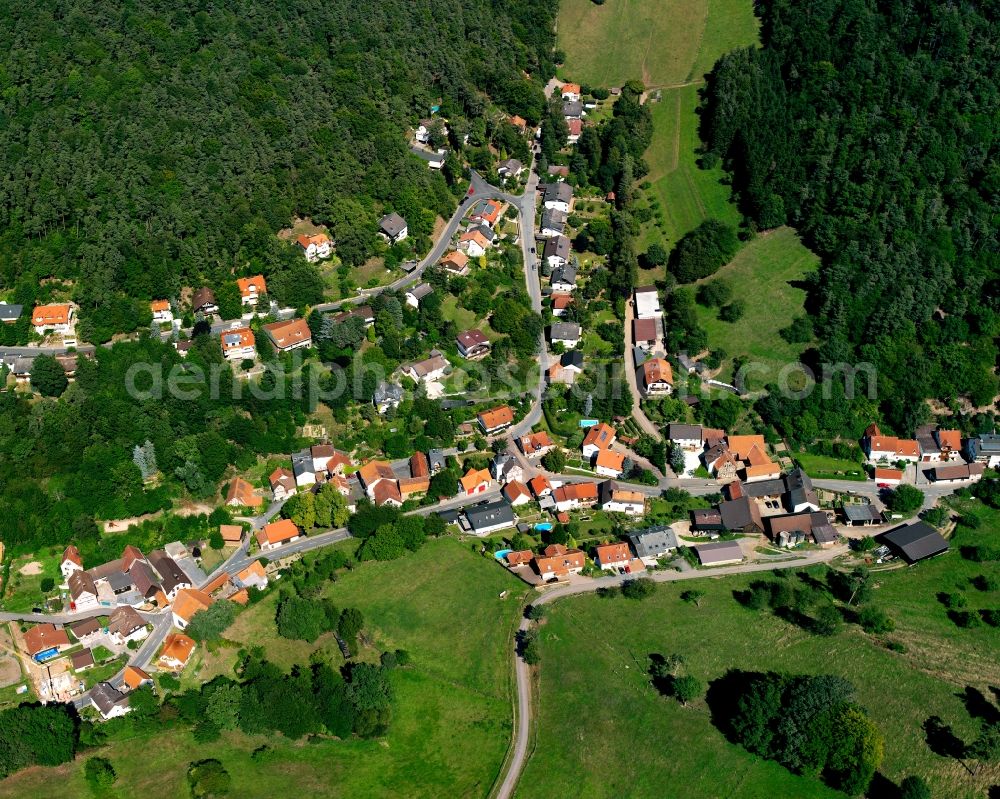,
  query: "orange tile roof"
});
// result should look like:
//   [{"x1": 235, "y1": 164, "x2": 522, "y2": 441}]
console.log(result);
[
  {"x1": 171, "y1": 588, "x2": 212, "y2": 624},
  {"x1": 478, "y1": 405, "x2": 514, "y2": 432},
  {"x1": 595, "y1": 542, "x2": 631, "y2": 563},
  {"x1": 534, "y1": 546, "x2": 585, "y2": 577},
  {"x1": 296, "y1": 233, "x2": 330, "y2": 248},
  {"x1": 595, "y1": 449, "x2": 625, "y2": 472},
  {"x1": 505, "y1": 549, "x2": 534, "y2": 565},
  {"x1": 460, "y1": 468, "x2": 492, "y2": 494},
  {"x1": 237, "y1": 561, "x2": 266, "y2": 583},
  {"x1": 606, "y1": 486, "x2": 645, "y2": 504},
  {"x1": 372, "y1": 480, "x2": 403, "y2": 506},
  {"x1": 23, "y1": 623, "x2": 69, "y2": 655},
  {"x1": 937, "y1": 429, "x2": 961, "y2": 450},
  {"x1": 358, "y1": 460, "x2": 395, "y2": 487},
  {"x1": 32, "y1": 303, "x2": 73, "y2": 326},
  {"x1": 159, "y1": 633, "x2": 196, "y2": 668},
  {"x1": 520, "y1": 431, "x2": 554, "y2": 455},
  {"x1": 567, "y1": 119, "x2": 582, "y2": 135},
  {"x1": 551, "y1": 293, "x2": 573, "y2": 309},
  {"x1": 229, "y1": 589, "x2": 250, "y2": 605},
  {"x1": 510, "y1": 115, "x2": 527, "y2": 130},
  {"x1": 256, "y1": 518, "x2": 300, "y2": 547},
  {"x1": 123, "y1": 666, "x2": 152, "y2": 690},
  {"x1": 410, "y1": 452, "x2": 430, "y2": 478},
  {"x1": 202, "y1": 572, "x2": 233, "y2": 596},
  {"x1": 219, "y1": 524, "x2": 244, "y2": 543},
  {"x1": 552, "y1": 482, "x2": 599, "y2": 502},
  {"x1": 237, "y1": 275, "x2": 267, "y2": 298},
  {"x1": 441, "y1": 250, "x2": 469, "y2": 270},
  {"x1": 263, "y1": 318, "x2": 311, "y2": 349},
  {"x1": 528, "y1": 475, "x2": 552, "y2": 497},
  {"x1": 220, "y1": 326, "x2": 255, "y2": 353},
  {"x1": 150, "y1": 299, "x2": 170, "y2": 312},
  {"x1": 582, "y1": 423, "x2": 616, "y2": 451},
  {"x1": 398, "y1": 476, "x2": 430, "y2": 496},
  {"x1": 504, "y1": 480, "x2": 532, "y2": 503},
  {"x1": 460, "y1": 229, "x2": 490, "y2": 250},
  {"x1": 62, "y1": 545, "x2": 82, "y2": 567},
  {"x1": 745, "y1": 463, "x2": 781, "y2": 479},
  {"x1": 869, "y1": 436, "x2": 919, "y2": 457},
  {"x1": 727, "y1": 435, "x2": 767, "y2": 461},
  {"x1": 874, "y1": 467, "x2": 903, "y2": 480},
  {"x1": 226, "y1": 477, "x2": 262, "y2": 508},
  {"x1": 642, "y1": 358, "x2": 673, "y2": 386},
  {"x1": 562, "y1": 83, "x2": 581, "y2": 95}
]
